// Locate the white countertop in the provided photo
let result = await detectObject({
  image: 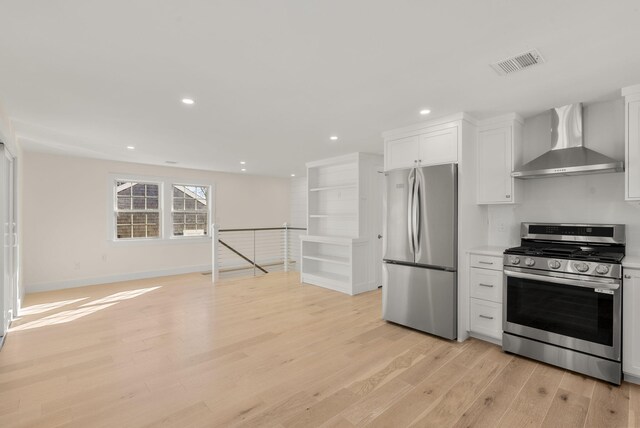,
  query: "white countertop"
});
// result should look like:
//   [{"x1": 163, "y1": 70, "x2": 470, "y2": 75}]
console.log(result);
[
  {"x1": 467, "y1": 246, "x2": 507, "y2": 257},
  {"x1": 623, "y1": 256, "x2": 640, "y2": 269}
]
